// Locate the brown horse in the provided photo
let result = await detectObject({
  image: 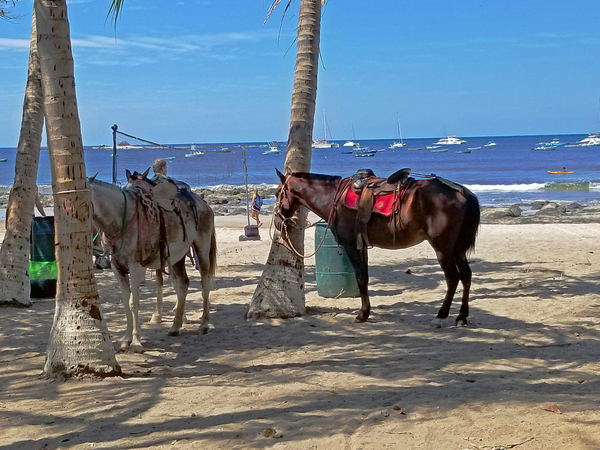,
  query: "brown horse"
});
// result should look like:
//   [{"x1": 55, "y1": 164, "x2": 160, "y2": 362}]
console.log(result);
[
  {"x1": 273, "y1": 168, "x2": 480, "y2": 328},
  {"x1": 89, "y1": 169, "x2": 217, "y2": 351}
]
